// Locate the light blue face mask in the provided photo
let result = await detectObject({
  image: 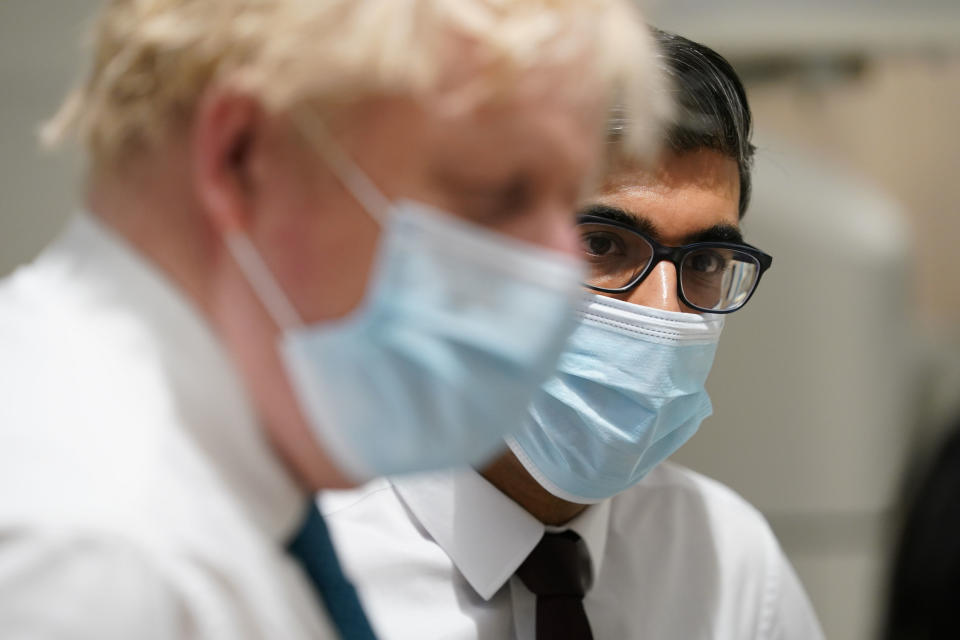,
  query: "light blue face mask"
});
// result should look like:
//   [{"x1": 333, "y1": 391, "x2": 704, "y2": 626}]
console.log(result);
[
  {"x1": 227, "y1": 115, "x2": 584, "y2": 481},
  {"x1": 507, "y1": 294, "x2": 723, "y2": 503}
]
